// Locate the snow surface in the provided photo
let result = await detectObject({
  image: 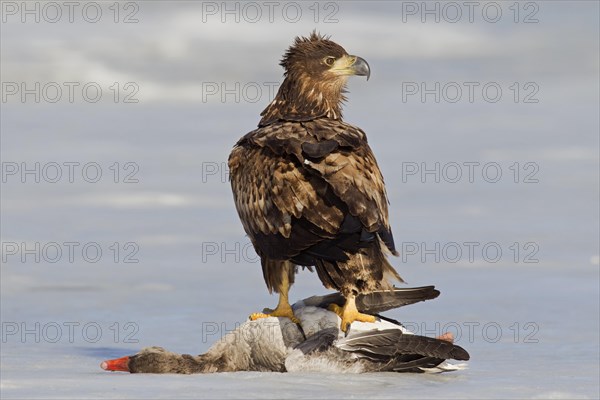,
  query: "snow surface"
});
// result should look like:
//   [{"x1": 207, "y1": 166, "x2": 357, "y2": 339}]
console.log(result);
[{"x1": 1, "y1": 1, "x2": 599, "y2": 399}]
